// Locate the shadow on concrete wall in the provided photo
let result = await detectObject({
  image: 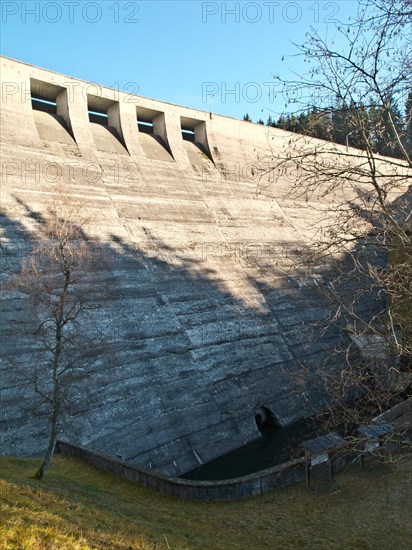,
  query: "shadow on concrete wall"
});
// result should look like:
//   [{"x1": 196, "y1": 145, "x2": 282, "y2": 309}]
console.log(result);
[{"x1": 0, "y1": 192, "x2": 397, "y2": 475}]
